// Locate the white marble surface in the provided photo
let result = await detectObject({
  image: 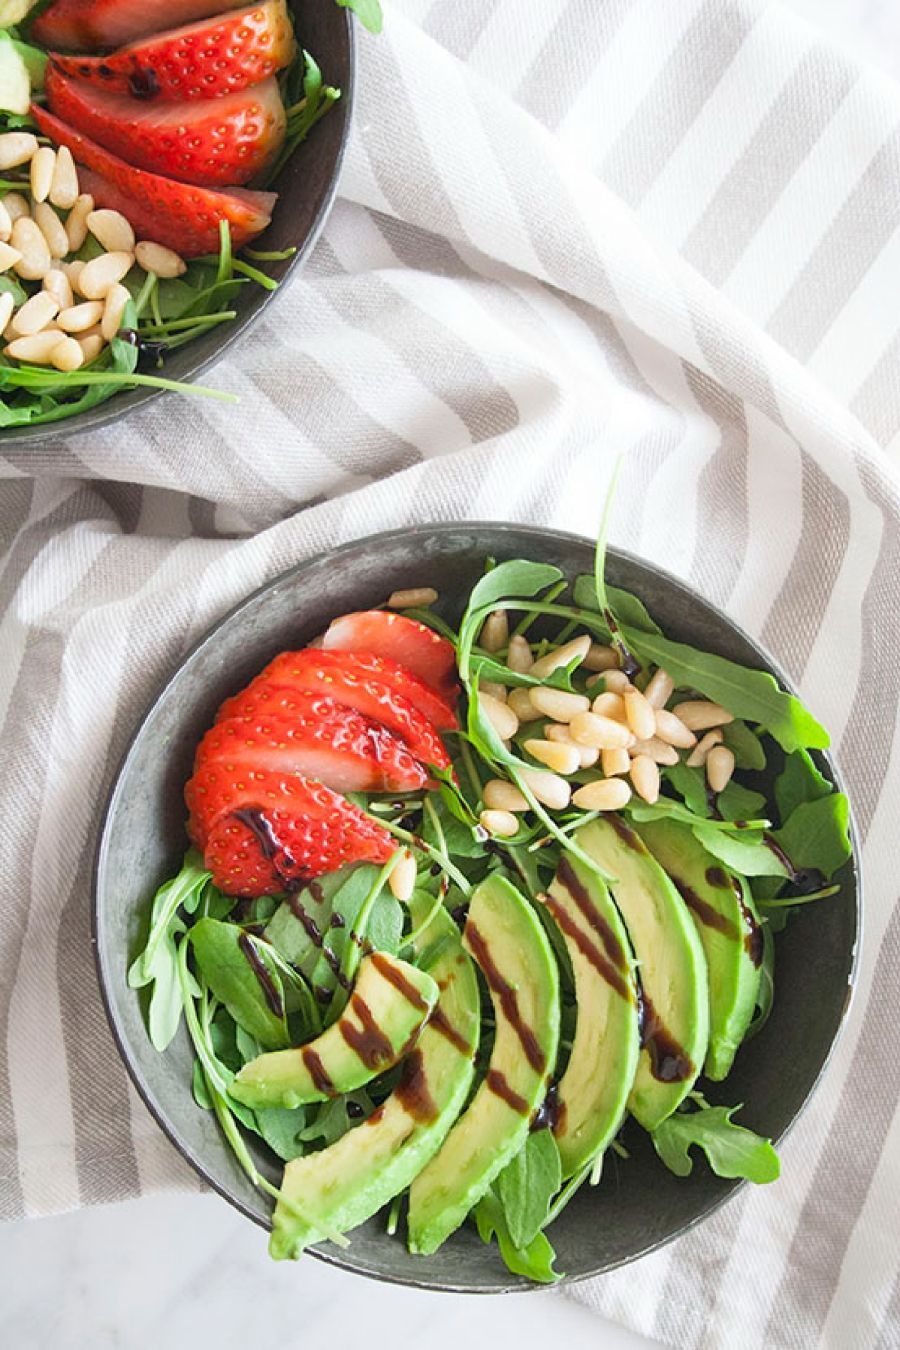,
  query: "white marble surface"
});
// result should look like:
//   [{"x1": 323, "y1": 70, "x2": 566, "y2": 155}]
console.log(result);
[{"x1": 4, "y1": 3, "x2": 896, "y2": 1349}]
